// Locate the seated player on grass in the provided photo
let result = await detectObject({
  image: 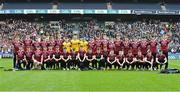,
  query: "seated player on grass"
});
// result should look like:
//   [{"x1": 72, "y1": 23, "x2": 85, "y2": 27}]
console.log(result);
[
  {"x1": 125, "y1": 51, "x2": 135, "y2": 70},
  {"x1": 77, "y1": 47, "x2": 86, "y2": 70},
  {"x1": 107, "y1": 50, "x2": 116, "y2": 70},
  {"x1": 144, "y1": 50, "x2": 154, "y2": 70},
  {"x1": 156, "y1": 50, "x2": 168, "y2": 70},
  {"x1": 115, "y1": 50, "x2": 125, "y2": 69}
]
